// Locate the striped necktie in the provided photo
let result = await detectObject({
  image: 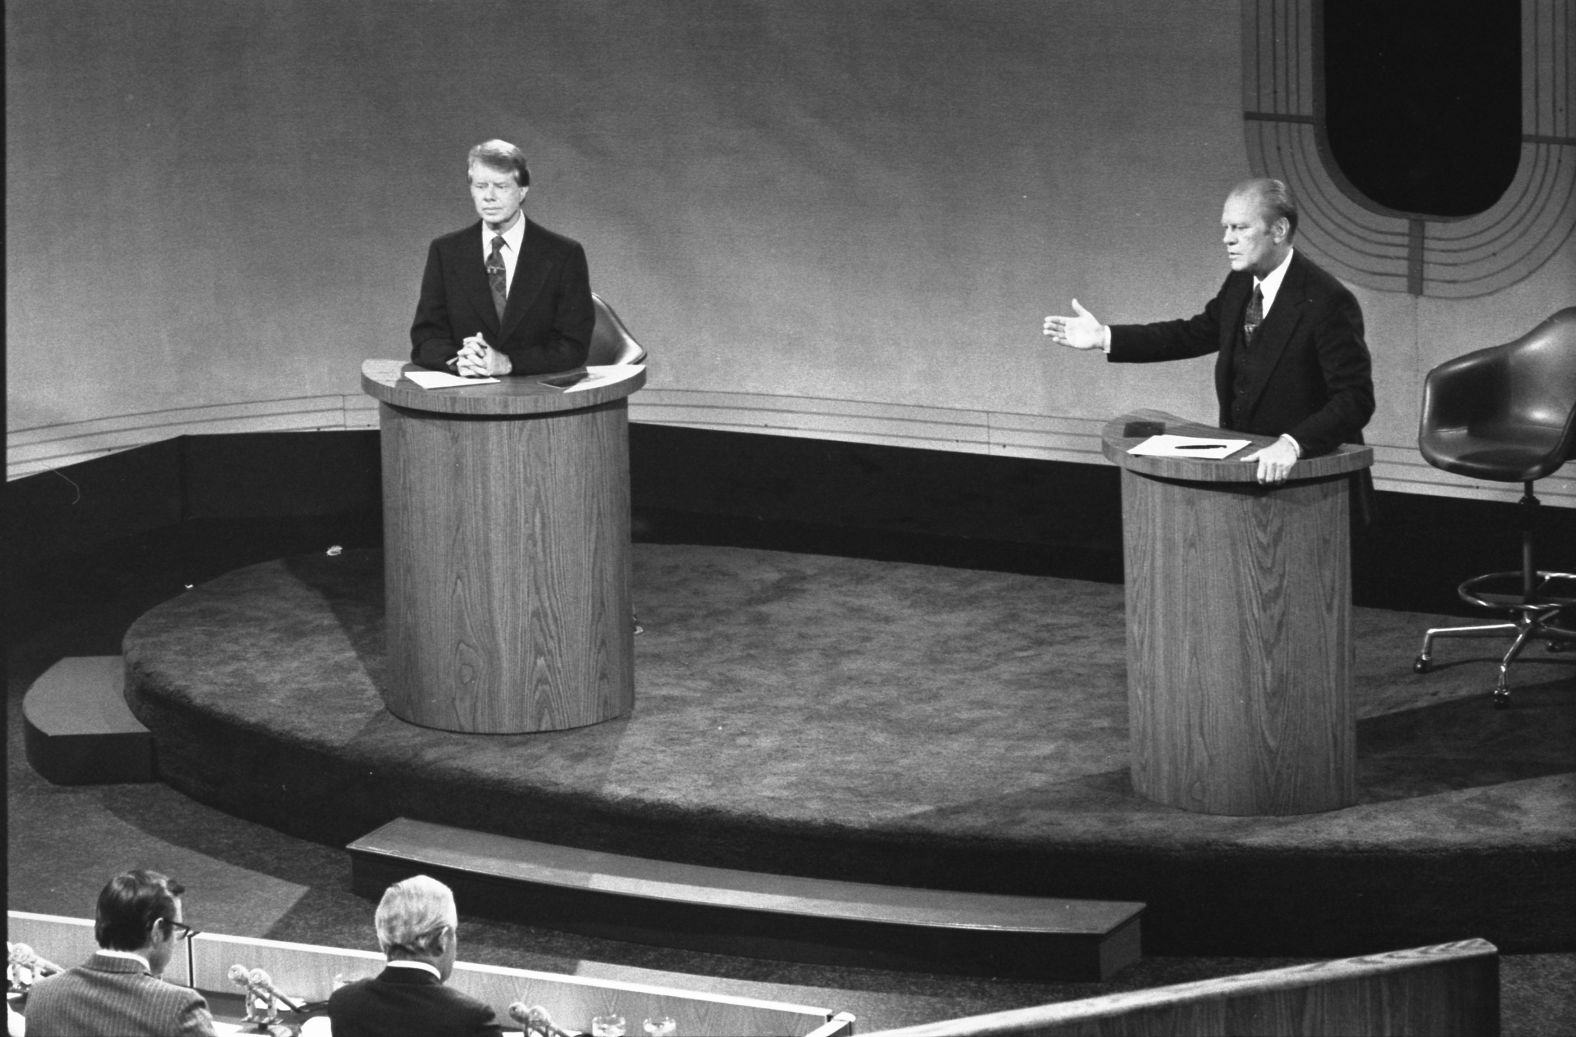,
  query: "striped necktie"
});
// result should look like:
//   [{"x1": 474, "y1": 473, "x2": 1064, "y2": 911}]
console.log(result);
[
  {"x1": 1243, "y1": 285, "x2": 1263, "y2": 347},
  {"x1": 486, "y1": 235, "x2": 507, "y2": 322}
]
